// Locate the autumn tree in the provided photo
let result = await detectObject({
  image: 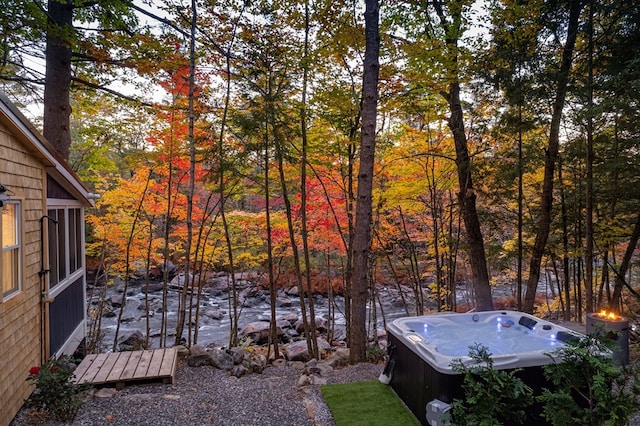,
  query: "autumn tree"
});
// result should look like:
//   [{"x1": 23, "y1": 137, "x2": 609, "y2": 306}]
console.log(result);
[
  {"x1": 388, "y1": 0, "x2": 494, "y2": 311},
  {"x1": 349, "y1": 0, "x2": 380, "y2": 363}
]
